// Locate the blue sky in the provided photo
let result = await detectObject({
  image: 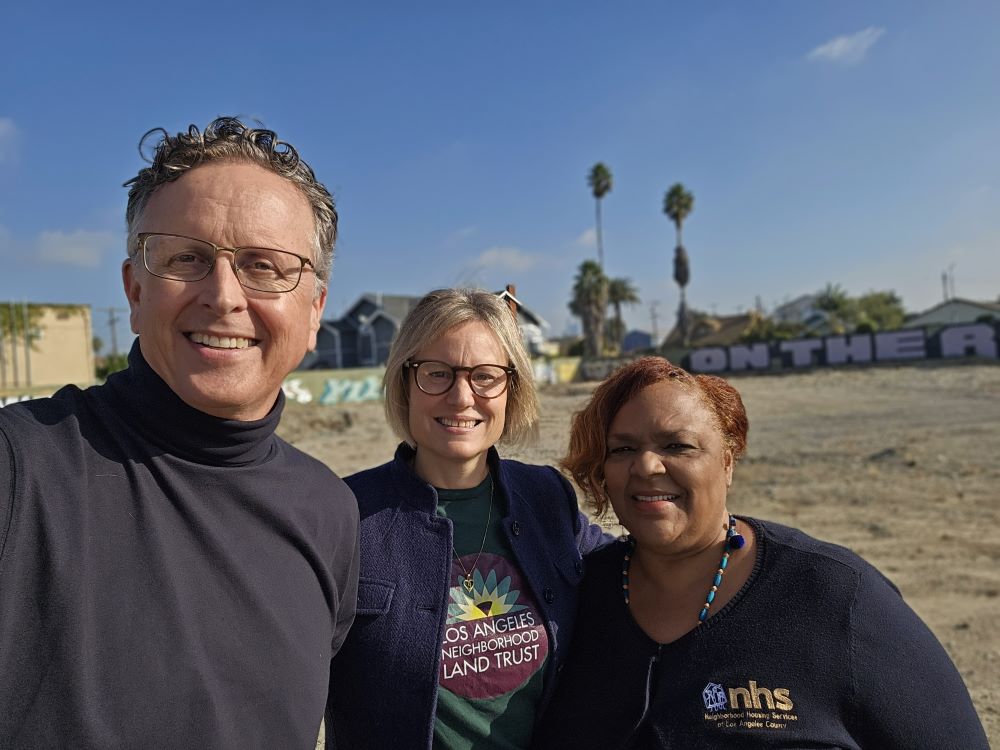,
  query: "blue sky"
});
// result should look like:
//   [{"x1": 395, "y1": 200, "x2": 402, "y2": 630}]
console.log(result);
[{"x1": 1, "y1": 1, "x2": 998, "y2": 351}]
